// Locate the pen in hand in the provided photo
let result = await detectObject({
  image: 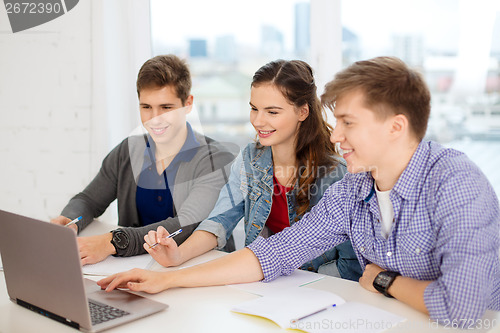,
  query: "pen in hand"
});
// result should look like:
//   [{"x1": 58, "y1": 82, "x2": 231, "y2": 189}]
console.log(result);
[
  {"x1": 149, "y1": 229, "x2": 183, "y2": 249},
  {"x1": 65, "y1": 216, "x2": 82, "y2": 227}
]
